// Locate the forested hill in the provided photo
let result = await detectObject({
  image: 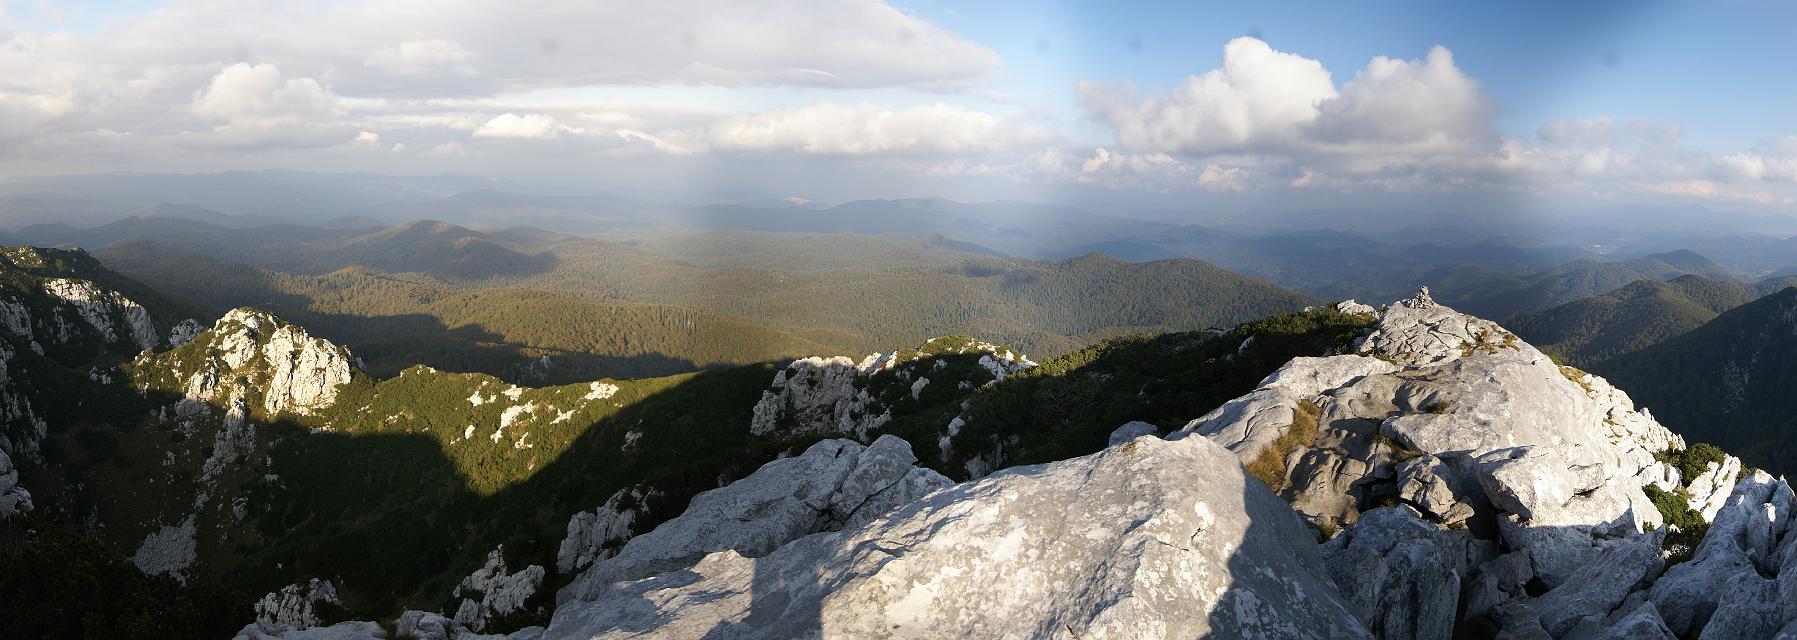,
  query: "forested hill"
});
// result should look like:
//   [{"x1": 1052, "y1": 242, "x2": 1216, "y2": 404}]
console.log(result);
[
  {"x1": 51, "y1": 221, "x2": 1322, "y2": 379},
  {"x1": 1508, "y1": 273, "x2": 1797, "y2": 367},
  {"x1": 1600, "y1": 286, "x2": 1797, "y2": 473}
]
